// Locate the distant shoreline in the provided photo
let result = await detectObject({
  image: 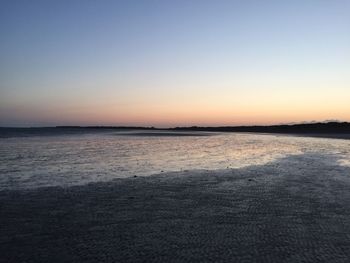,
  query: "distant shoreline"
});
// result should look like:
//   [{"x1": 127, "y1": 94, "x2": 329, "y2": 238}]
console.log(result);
[{"x1": 1, "y1": 122, "x2": 350, "y2": 139}]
